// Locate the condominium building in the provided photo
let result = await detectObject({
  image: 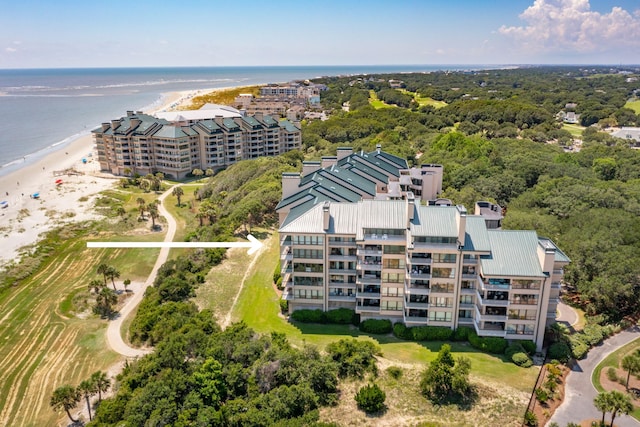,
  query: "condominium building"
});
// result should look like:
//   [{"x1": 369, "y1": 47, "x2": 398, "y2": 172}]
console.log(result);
[
  {"x1": 93, "y1": 110, "x2": 301, "y2": 179},
  {"x1": 277, "y1": 148, "x2": 569, "y2": 350}
]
